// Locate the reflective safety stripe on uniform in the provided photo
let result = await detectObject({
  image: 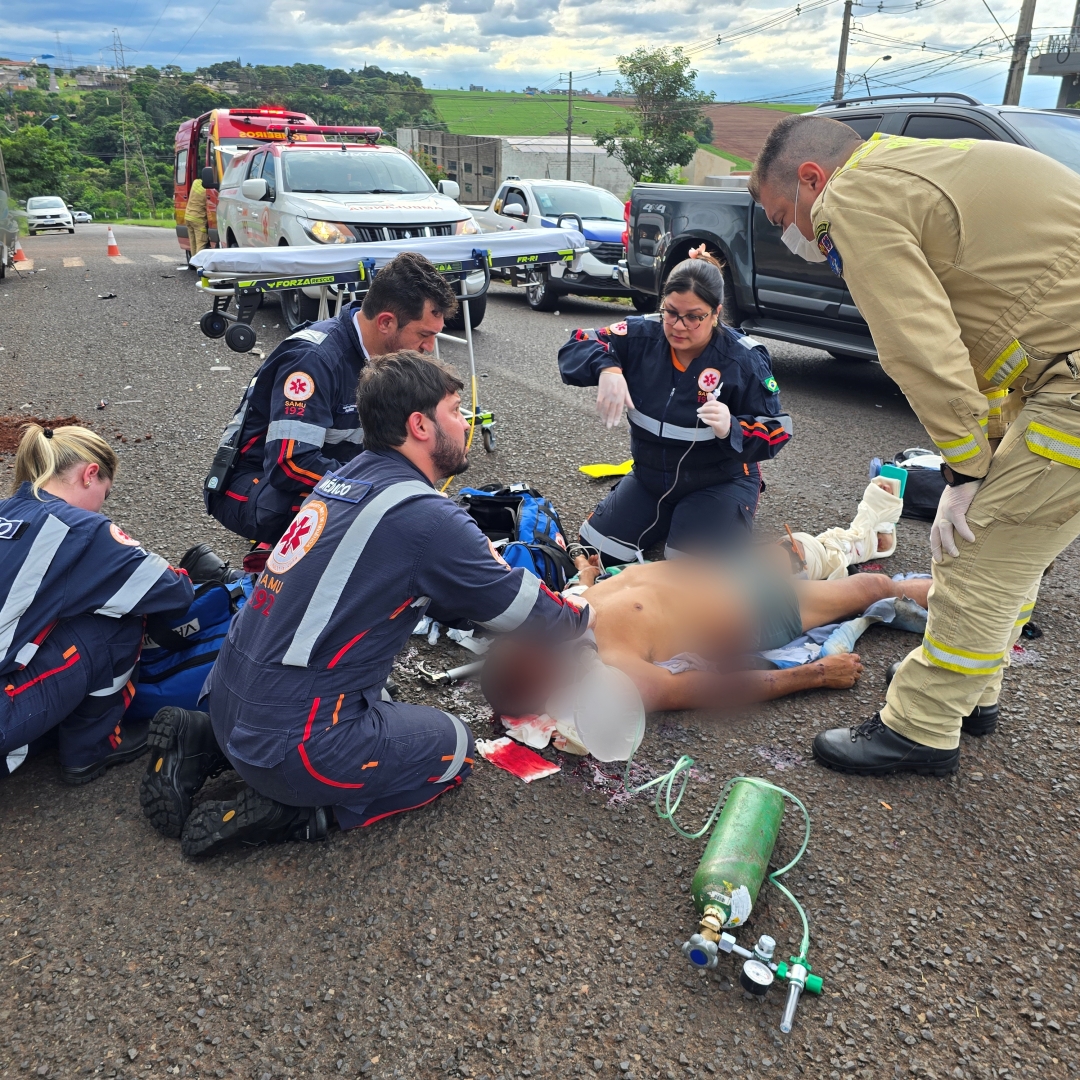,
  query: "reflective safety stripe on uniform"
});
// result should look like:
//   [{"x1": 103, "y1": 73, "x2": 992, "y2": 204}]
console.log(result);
[
  {"x1": 433, "y1": 712, "x2": 470, "y2": 782},
  {"x1": 476, "y1": 572, "x2": 541, "y2": 633},
  {"x1": 266, "y1": 419, "x2": 327, "y2": 446},
  {"x1": 579, "y1": 516, "x2": 642, "y2": 563},
  {"x1": 628, "y1": 409, "x2": 715, "y2": 442},
  {"x1": 984, "y1": 387, "x2": 1008, "y2": 420},
  {"x1": 0, "y1": 515, "x2": 70, "y2": 659},
  {"x1": 88, "y1": 662, "x2": 138, "y2": 698},
  {"x1": 983, "y1": 339, "x2": 1029, "y2": 389},
  {"x1": 1025, "y1": 421, "x2": 1080, "y2": 468},
  {"x1": 934, "y1": 431, "x2": 981, "y2": 464},
  {"x1": 94, "y1": 553, "x2": 170, "y2": 617},
  {"x1": 921, "y1": 632, "x2": 1004, "y2": 675},
  {"x1": 282, "y1": 481, "x2": 433, "y2": 667},
  {"x1": 1014, "y1": 601, "x2": 1035, "y2": 627},
  {"x1": 323, "y1": 427, "x2": 363, "y2": 445}
]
